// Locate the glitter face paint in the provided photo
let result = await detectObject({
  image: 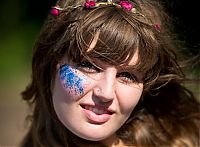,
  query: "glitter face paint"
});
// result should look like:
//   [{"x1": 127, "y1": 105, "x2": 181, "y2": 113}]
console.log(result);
[{"x1": 59, "y1": 64, "x2": 89, "y2": 96}]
